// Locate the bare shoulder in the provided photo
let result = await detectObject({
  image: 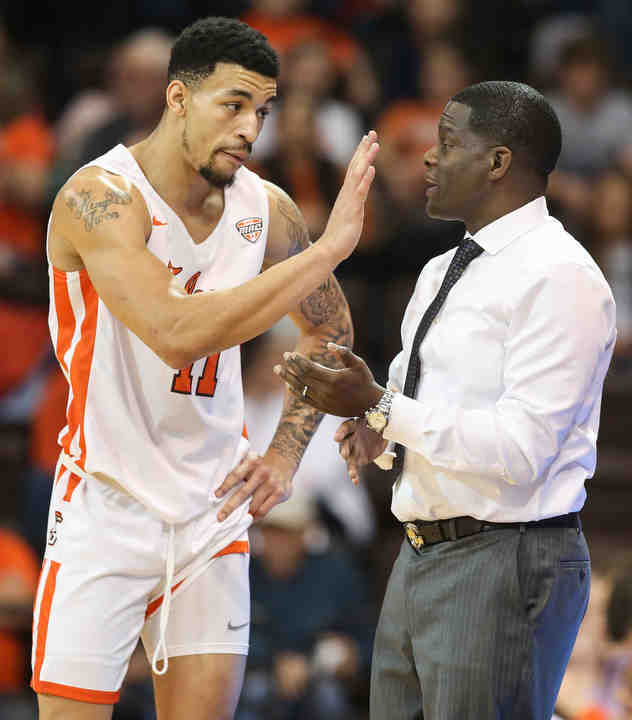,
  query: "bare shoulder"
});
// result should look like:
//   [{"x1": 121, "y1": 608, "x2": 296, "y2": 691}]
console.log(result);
[
  {"x1": 50, "y1": 167, "x2": 151, "y2": 270},
  {"x1": 263, "y1": 179, "x2": 311, "y2": 266}
]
